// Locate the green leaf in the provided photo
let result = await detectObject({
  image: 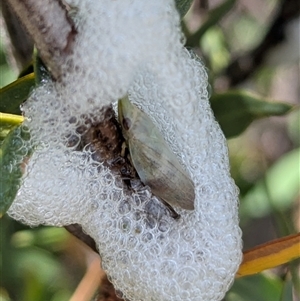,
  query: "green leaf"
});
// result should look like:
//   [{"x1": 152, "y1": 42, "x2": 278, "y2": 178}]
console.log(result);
[
  {"x1": 0, "y1": 217, "x2": 74, "y2": 301},
  {"x1": 186, "y1": 0, "x2": 236, "y2": 47},
  {"x1": 0, "y1": 113, "x2": 24, "y2": 142},
  {"x1": 0, "y1": 73, "x2": 35, "y2": 115},
  {"x1": 0, "y1": 126, "x2": 31, "y2": 216},
  {"x1": 11, "y1": 227, "x2": 69, "y2": 251},
  {"x1": 175, "y1": 0, "x2": 193, "y2": 18},
  {"x1": 0, "y1": 56, "x2": 50, "y2": 216},
  {"x1": 15, "y1": 247, "x2": 72, "y2": 301},
  {"x1": 240, "y1": 148, "x2": 300, "y2": 219},
  {"x1": 210, "y1": 91, "x2": 293, "y2": 138},
  {"x1": 226, "y1": 274, "x2": 283, "y2": 301}
]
